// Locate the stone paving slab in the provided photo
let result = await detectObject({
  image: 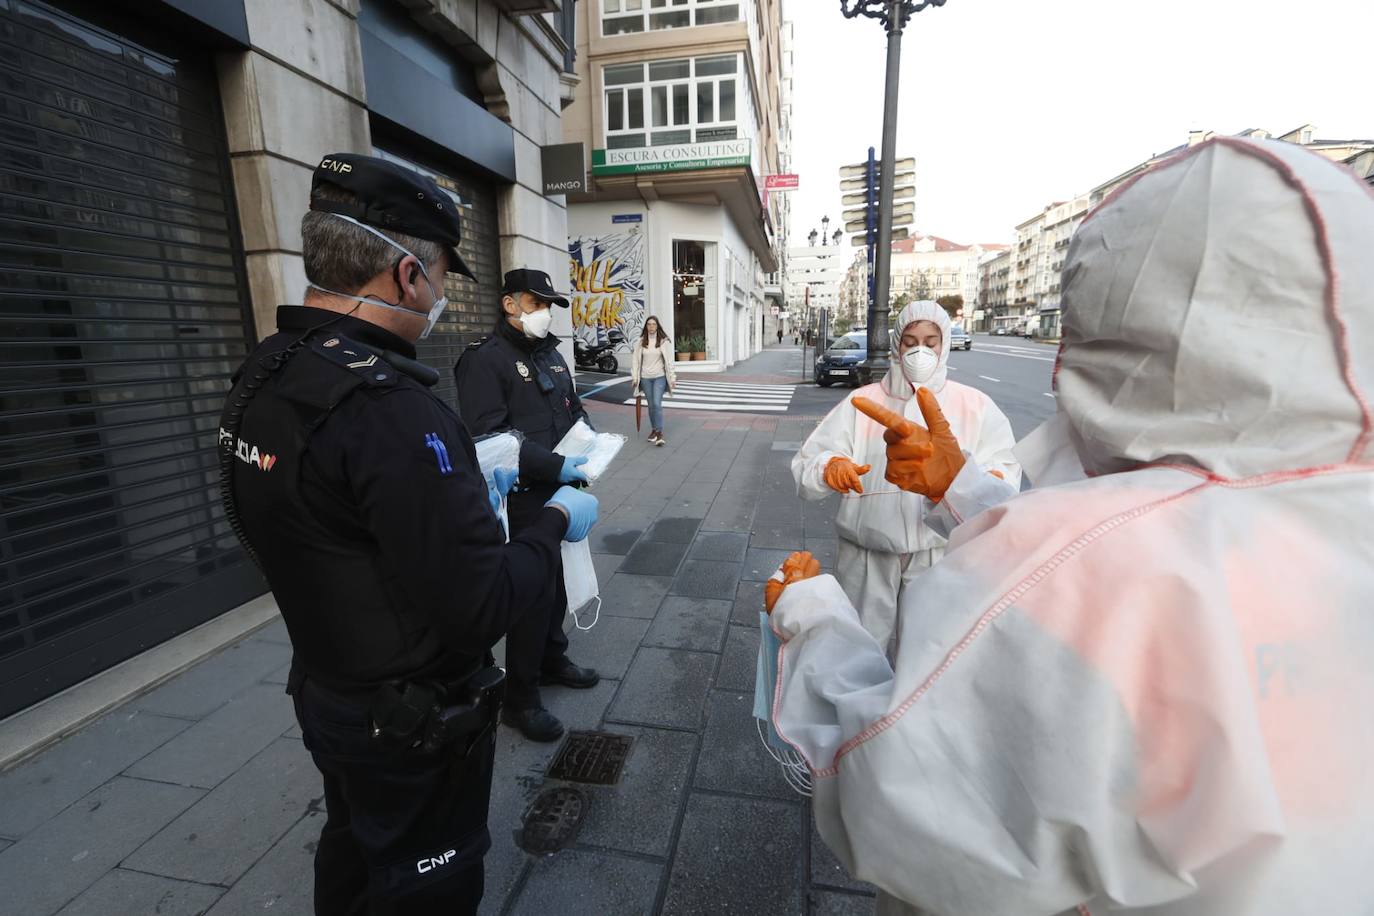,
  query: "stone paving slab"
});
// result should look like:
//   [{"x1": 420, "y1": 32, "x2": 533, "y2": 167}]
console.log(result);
[
  {"x1": 643, "y1": 597, "x2": 731, "y2": 653},
  {"x1": 565, "y1": 615, "x2": 649, "y2": 679},
  {"x1": 811, "y1": 820, "x2": 876, "y2": 895},
  {"x1": 589, "y1": 523, "x2": 645, "y2": 556},
  {"x1": 599, "y1": 573, "x2": 673, "y2": 619},
  {"x1": 804, "y1": 536, "x2": 840, "y2": 569},
  {"x1": 0, "y1": 776, "x2": 203, "y2": 915},
  {"x1": 669, "y1": 559, "x2": 743, "y2": 601},
  {"x1": 732, "y1": 579, "x2": 766, "y2": 625},
  {"x1": 742, "y1": 548, "x2": 794, "y2": 582},
  {"x1": 607, "y1": 648, "x2": 716, "y2": 731},
  {"x1": 592, "y1": 552, "x2": 624, "y2": 582},
  {"x1": 659, "y1": 792, "x2": 804, "y2": 916},
  {"x1": 131, "y1": 638, "x2": 293, "y2": 720},
  {"x1": 810, "y1": 889, "x2": 879, "y2": 915},
  {"x1": 126, "y1": 683, "x2": 297, "y2": 789},
  {"x1": 509, "y1": 850, "x2": 662, "y2": 916},
  {"x1": 750, "y1": 522, "x2": 805, "y2": 550},
  {"x1": 694, "y1": 691, "x2": 799, "y2": 801},
  {"x1": 644, "y1": 517, "x2": 702, "y2": 544},
  {"x1": 0, "y1": 706, "x2": 189, "y2": 838},
  {"x1": 55, "y1": 868, "x2": 224, "y2": 916},
  {"x1": 571, "y1": 725, "x2": 696, "y2": 858},
  {"x1": 124, "y1": 736, "x2": 318, "y2": 886},
  {"x1": 202, "y1": 810, "x2": 321, "y2": 916},
  {"x1": 715, "y1": 625, "x2": 760, "y2": 693},
  {"x1": 619, "y1": 539, "x2": 691, "y2": 577},
  {"x1": 686, "y1": 531, "x2": 750, "y2": 562}
]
